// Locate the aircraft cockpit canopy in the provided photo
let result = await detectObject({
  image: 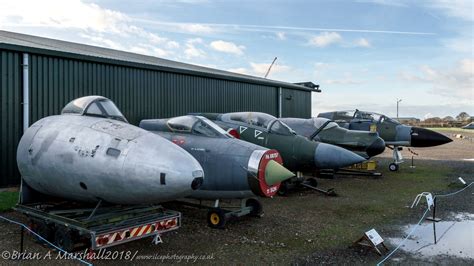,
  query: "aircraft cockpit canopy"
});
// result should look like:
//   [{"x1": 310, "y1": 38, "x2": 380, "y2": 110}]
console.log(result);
[
  {"x1": 354, "y1": 110, "x2": 400, "y2": 125},
  {"x1": 167, "y1": 115, "x2": 230, "y2": 138},
  {"x1": 312, "y1": 118, "x2": 338, "y2": 131},
  {"x1": 61, "y1": 96, "x2": 128, "y2": 123},
  {"x1": 225, "y1": 112, "x2": 277, "y2": 128}
]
